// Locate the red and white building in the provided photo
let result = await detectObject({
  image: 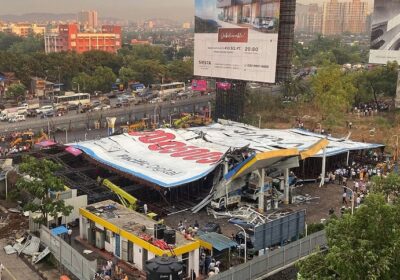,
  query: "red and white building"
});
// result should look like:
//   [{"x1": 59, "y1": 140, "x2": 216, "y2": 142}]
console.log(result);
[{"x1": 44, "y1": 23, "x2": 122, "y2": 54}]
